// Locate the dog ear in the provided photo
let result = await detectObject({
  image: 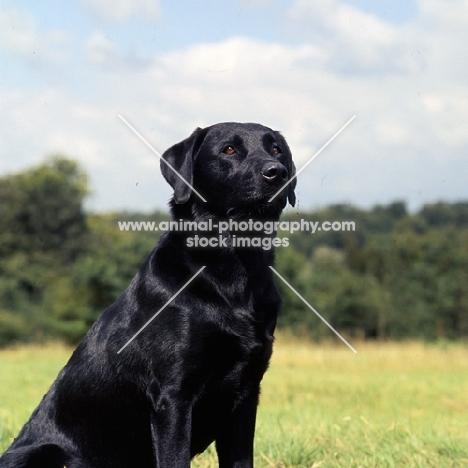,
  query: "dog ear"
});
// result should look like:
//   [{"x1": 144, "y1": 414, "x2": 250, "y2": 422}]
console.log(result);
[
  {"x1": 277, "y1": 133, "x2": 297, "y2": 207},
  {"x1": 160, "y1": 128, "x2": 206, "y2": 204},
  {"x1": 287, "y1": 161, "x2": 297, "y2": 207}
]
